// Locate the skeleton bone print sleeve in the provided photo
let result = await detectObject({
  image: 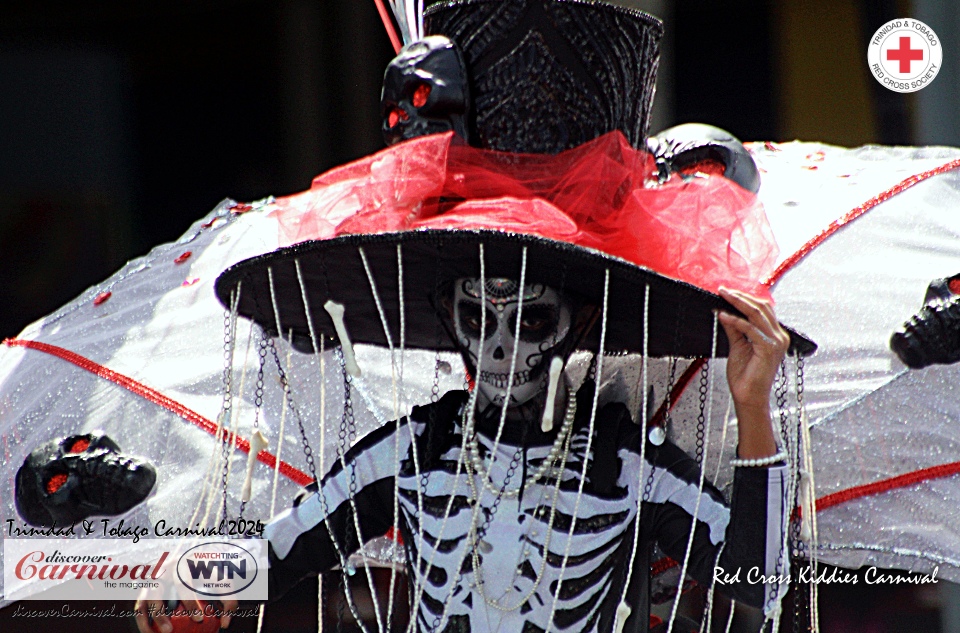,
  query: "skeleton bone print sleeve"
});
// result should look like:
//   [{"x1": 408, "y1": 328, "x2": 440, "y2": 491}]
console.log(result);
[{"x1": 262, "y1": 386, "x2": 789, "y2": 632}]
